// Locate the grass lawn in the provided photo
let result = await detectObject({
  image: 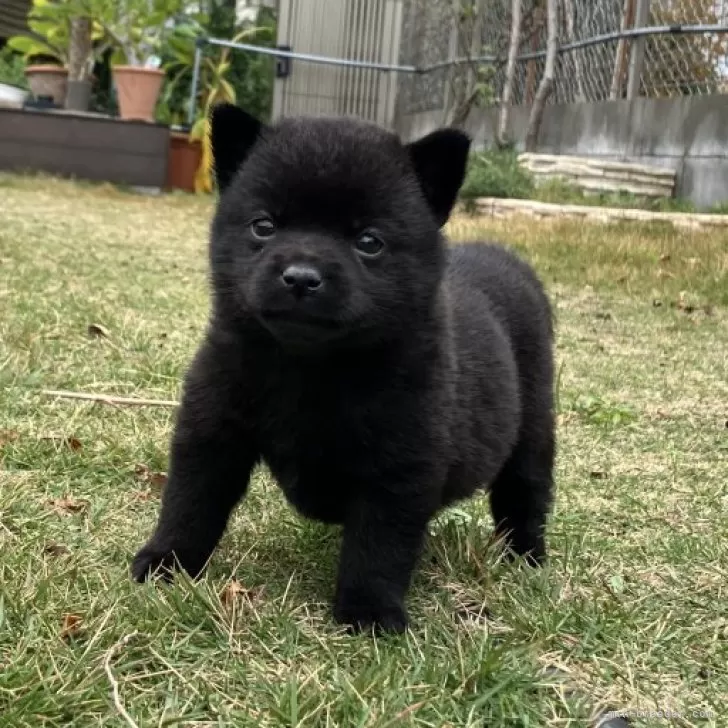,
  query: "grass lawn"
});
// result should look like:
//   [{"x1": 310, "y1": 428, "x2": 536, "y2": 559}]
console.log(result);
[{"x1": 1, "y1": 174, "x2": 726, "y2": 727}]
